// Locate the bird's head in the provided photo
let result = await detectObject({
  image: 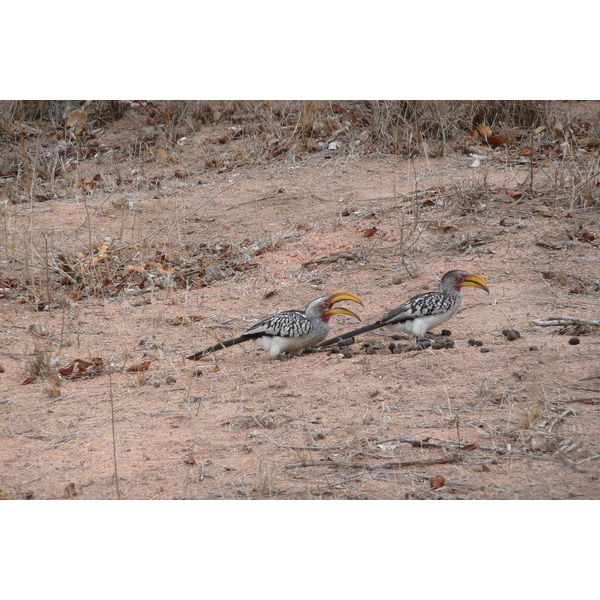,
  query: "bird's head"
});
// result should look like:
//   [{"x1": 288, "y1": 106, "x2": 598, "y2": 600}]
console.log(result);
[
  {"x1": 310, "y1": 292, "x2": 363, "y2": 323},
  {"x1": 442, "y1": 270, "x2": 490, "y2": 294}
]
